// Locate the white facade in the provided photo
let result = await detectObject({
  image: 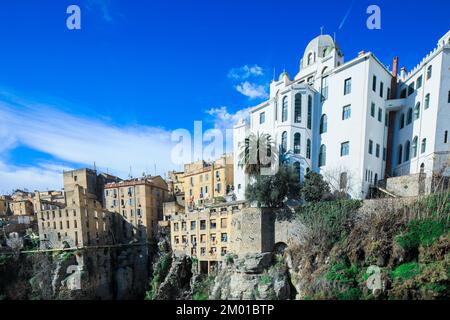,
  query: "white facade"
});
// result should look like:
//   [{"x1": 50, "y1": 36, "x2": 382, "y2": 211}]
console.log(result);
[{"x1": 234, "y1": 31, "x2": 450, "y2": 200}]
